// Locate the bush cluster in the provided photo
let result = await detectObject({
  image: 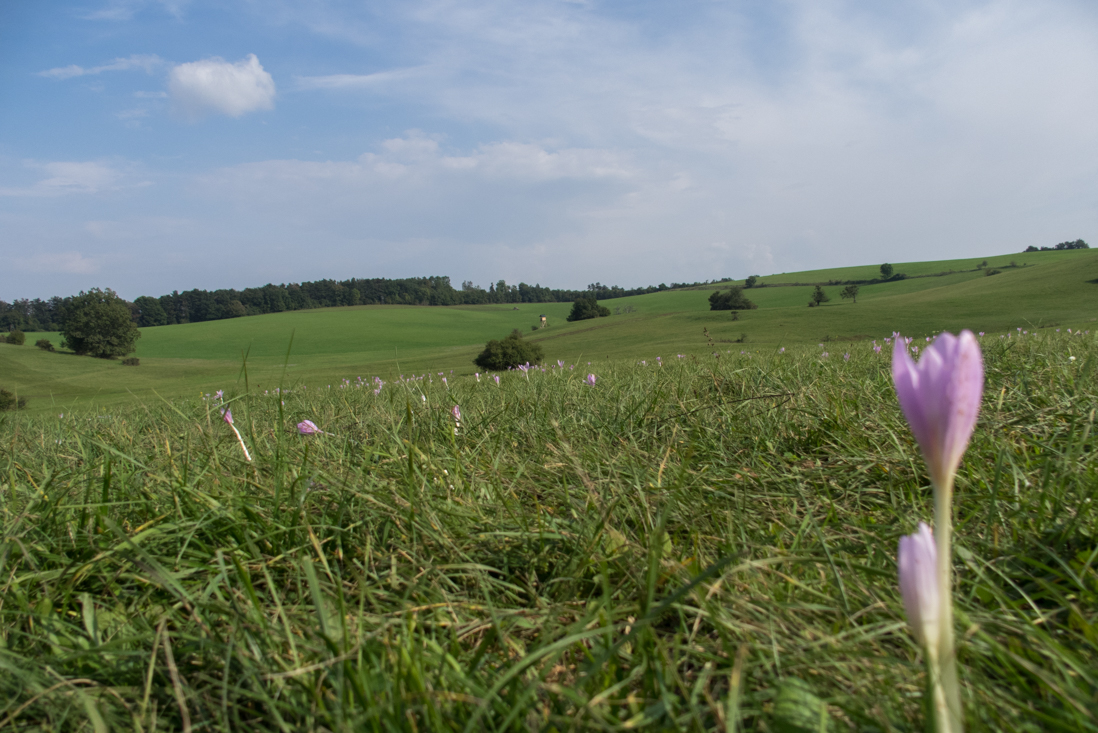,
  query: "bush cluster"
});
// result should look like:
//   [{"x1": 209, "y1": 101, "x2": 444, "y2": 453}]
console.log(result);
[
  {"x1": 566, "y1": 297, "x2": 611, "y2": 322},
  {"x1": 0, "y1": 388, "x2": 26, "y2": 411},
  {"x1": 122, "y1": 357, "x2": 140, "y2": 366},
  {"x1": 35, "y1": 339, "x2": 54, "y2": 352},
  {"x1": 708, "y1": 286, "x2": 757, "y2": 311},
  {"x1": 3, "y1": 329, "x2": 25, "y2": 345},
  {"x1": 473, "y1": 329, "x2": 544, "y2": 371}
]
